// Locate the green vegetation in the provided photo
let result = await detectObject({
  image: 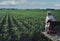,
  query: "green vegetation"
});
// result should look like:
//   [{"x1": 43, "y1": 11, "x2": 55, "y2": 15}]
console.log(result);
[{"x1": 0, "y1": 10, "x2": 60, "y2": 41}]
